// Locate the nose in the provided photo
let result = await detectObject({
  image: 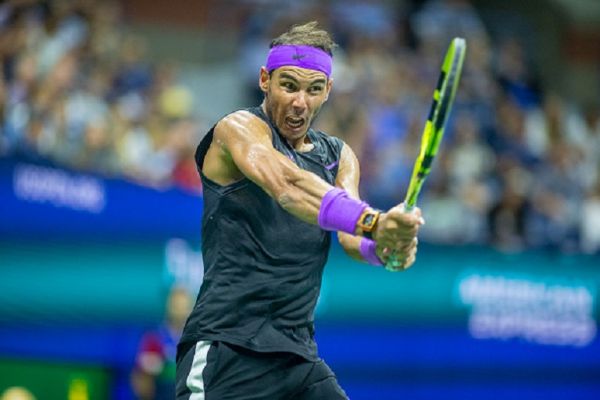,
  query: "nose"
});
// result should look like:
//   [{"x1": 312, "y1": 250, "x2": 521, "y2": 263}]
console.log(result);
[{"x1": 291, "y1": 91, "x2": 308, "y2": 114}]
